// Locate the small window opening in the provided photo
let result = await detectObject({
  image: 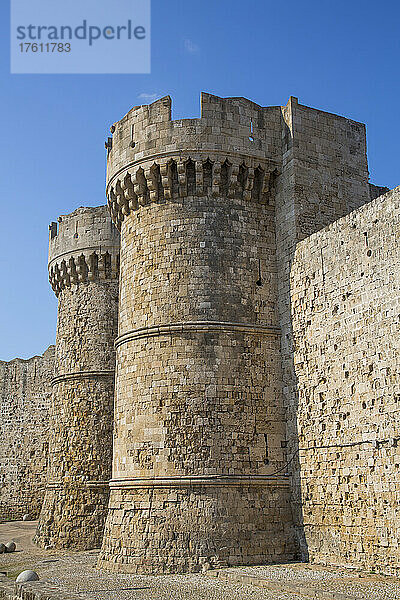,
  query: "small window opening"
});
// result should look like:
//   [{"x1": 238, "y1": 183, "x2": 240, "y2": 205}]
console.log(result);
[
  {"x1": 256, "y1": 259, "x2": 263, "y2": 286},
  {"x1": 130, "y1": 125, "x2": 136, "y2": 148},
  {"x1": 263, "y1": 434, "x2": 269, "y2": 464}
]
